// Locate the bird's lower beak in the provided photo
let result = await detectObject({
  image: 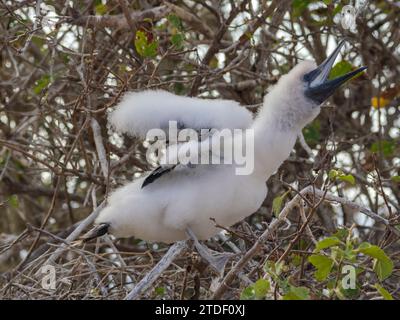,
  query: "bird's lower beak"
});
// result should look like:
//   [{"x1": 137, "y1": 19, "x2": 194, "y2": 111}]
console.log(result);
[{"x1": 304, "y1": 40, "x2": 367, "y2": 104}]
